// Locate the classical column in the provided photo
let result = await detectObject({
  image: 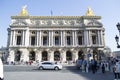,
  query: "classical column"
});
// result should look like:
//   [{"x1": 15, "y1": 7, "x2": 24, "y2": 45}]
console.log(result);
[
  {"x1": 88, "y1": 30, "x2": 91, "y2": 45},
  {"x1": 63, "y1": 31, "x2": 65, "y2": 46},
  {"x1": 72, "y1": 31, "x2": 74, "y2": 46},
  {"x1": 25, "y1": 28, "x2": 29, "y2": 46},
  {"x1": 51, "y1": 31, "x2": 53, "y2": 46},
  {"x1": 37, "y1": 31, "x2": 39, "y2": 46},
  {"x1": 84, "y1": 30, "x2": 89, "y2": 45},
  {"x1": 49, "y1": 31, "x2": 51, "y2": 46},
  {"x1": 100, "y1": 30, "x2": 104, "y2": 46},
  {"x1": 39, "y1": 31, "x2": 41, "y2": 46},
  {"x1": 61, "y1": 31, "x2": 63, "y2": 46},
  {"x1": 88, "y1": 30, "x2": 90, "y2": 45},
  {"x1": 13, "y1": 30, "x2": 16, "y2": 46},
  {"x1": 22, "y1": 30, "x2": 25, "y2": 46},
  {"x1": 97, "y1": 30, "x2": 100, "y2": 45},
  {"x1": 102, "y1": 31, "x2": 105, "y2": 45},
  {"x1": 74, "y1": 31, "x2": 77, "y2": 46},
  {"x1": 10, "y1": 30, "x2": 13, "y2": 46}
]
